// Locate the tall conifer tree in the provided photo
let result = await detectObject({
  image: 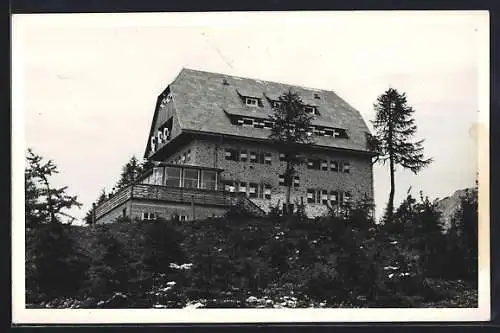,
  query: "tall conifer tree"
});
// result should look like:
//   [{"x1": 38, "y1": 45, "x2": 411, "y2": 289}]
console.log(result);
[{"x1": 372, "y1": 88, "x2": 432, "y2": 222}]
